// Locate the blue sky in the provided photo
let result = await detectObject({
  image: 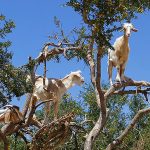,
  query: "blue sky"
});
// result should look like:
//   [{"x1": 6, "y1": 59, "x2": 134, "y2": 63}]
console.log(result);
[{"x1": 0, "y1": 0, "x2": 150, "y2": 108}]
